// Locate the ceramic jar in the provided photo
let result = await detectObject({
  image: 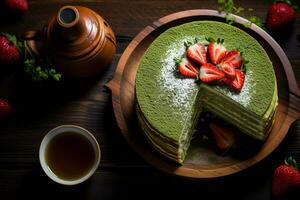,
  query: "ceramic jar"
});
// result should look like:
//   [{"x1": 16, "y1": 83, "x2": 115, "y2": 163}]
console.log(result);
[{"x1": 25, "y1": 5, "x2": 116, "y2": 79}]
